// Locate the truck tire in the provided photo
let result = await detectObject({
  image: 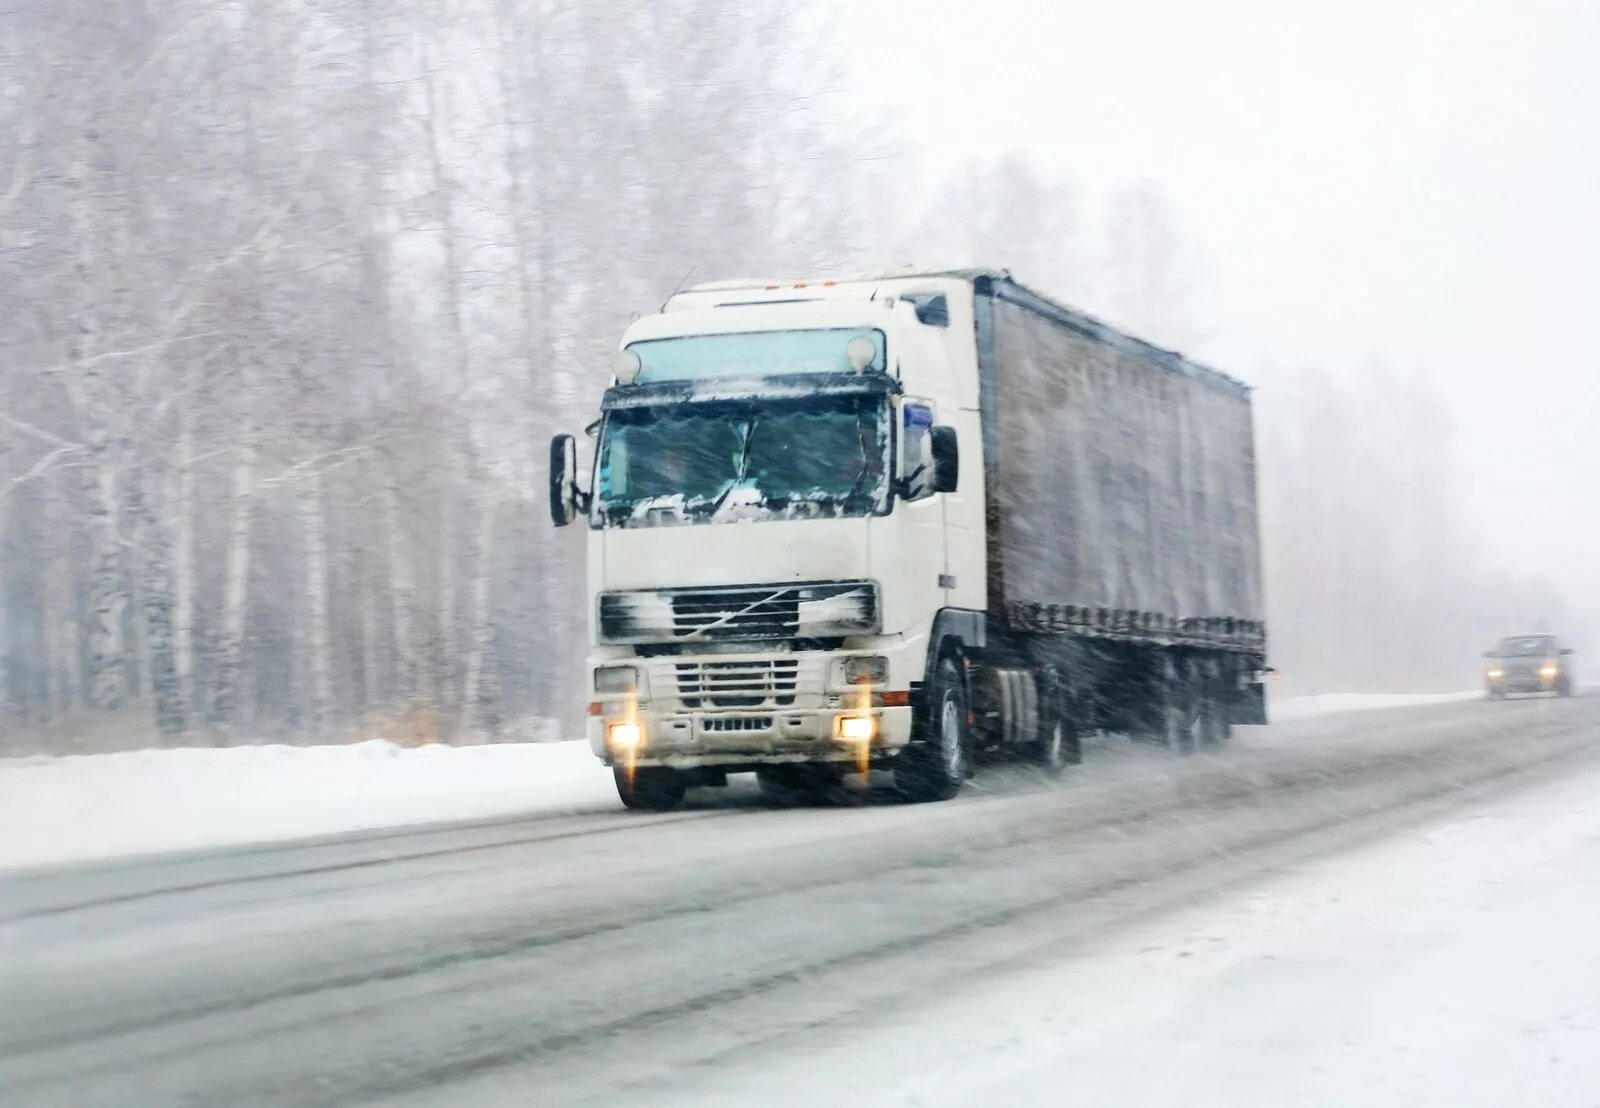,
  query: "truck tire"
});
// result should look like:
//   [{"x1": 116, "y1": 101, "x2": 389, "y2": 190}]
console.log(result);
[
  {"x1": 1031, "y1": 679, "x2": 1082, "y2": 774},
  {"x1": 1197, "y1": 688, "x2": 1231, "y2": 749},
  {"x1": 897, "y1": 658, "x2": 969, "y2": 802},
  {"x1": 614, "y1": 766, "x2": 687, "y2": 811},
  {"x1": 1030, "y1": 716, "x2": 1079, "y2": 775},
  {"x1": 1159, "y1": 690, "x2": 1202, "y2": 755}
]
